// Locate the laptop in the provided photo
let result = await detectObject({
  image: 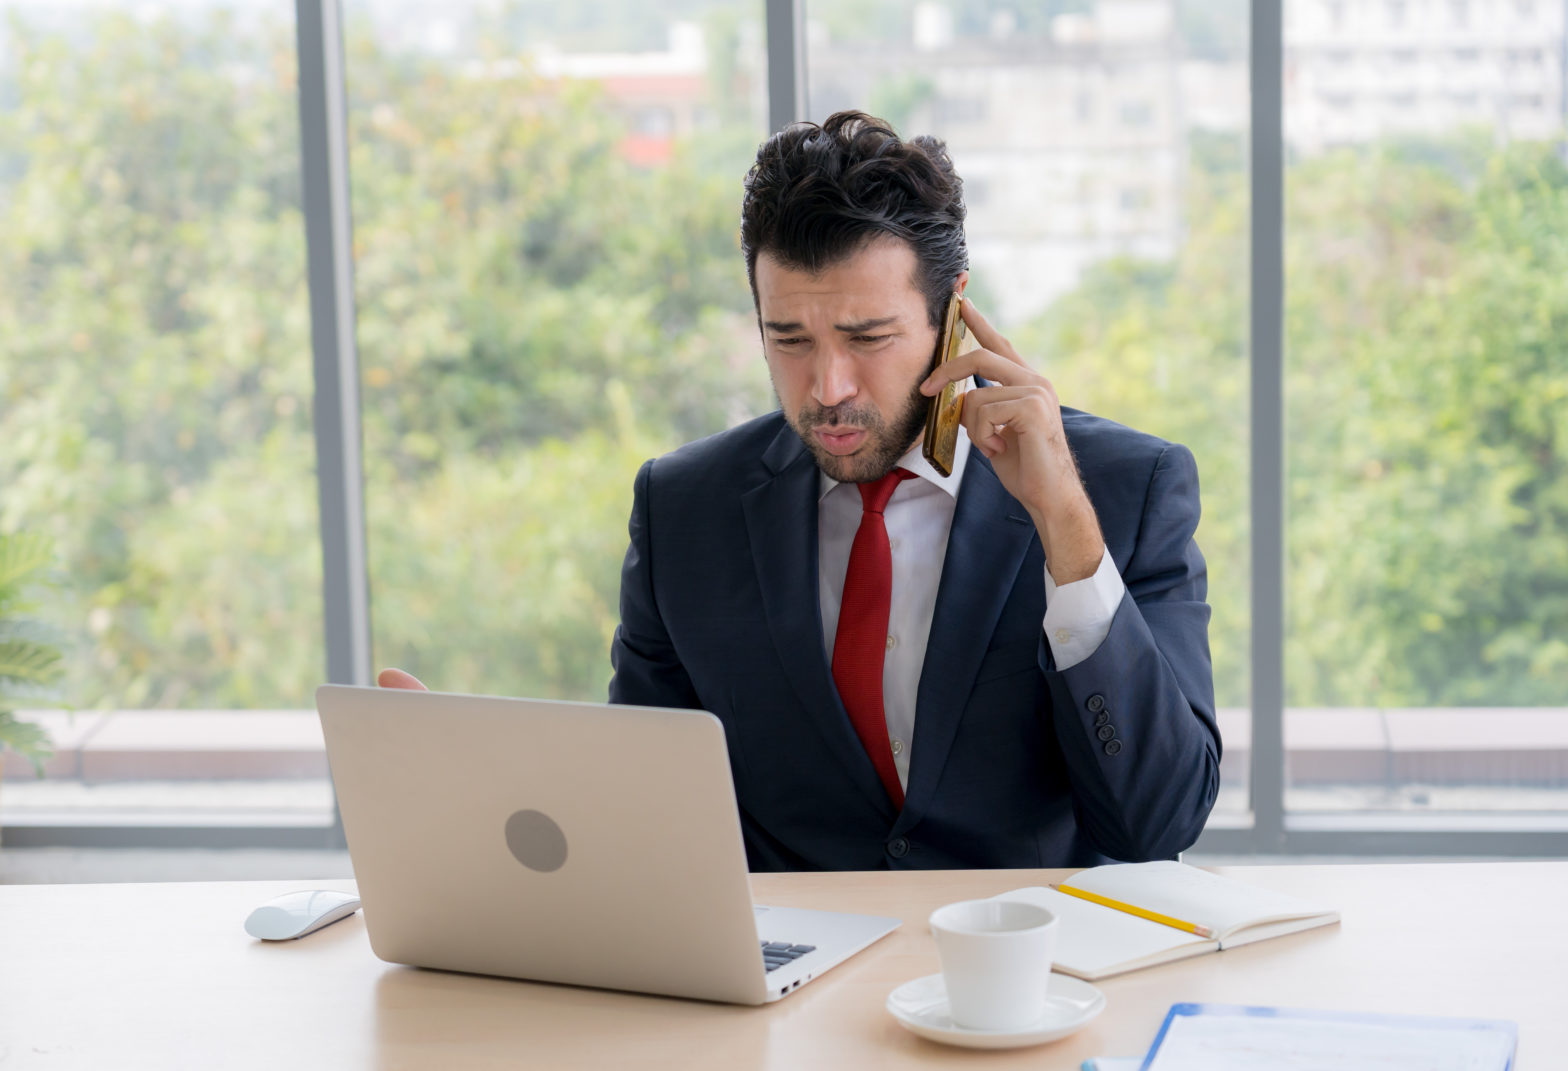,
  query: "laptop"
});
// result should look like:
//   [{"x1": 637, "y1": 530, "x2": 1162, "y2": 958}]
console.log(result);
[{"x1": 315, "y1": 684, "x2": 900, "y2": 1004}]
